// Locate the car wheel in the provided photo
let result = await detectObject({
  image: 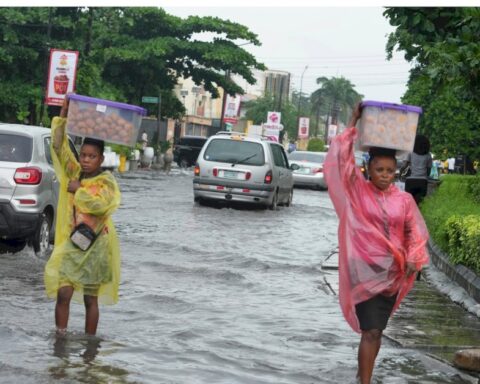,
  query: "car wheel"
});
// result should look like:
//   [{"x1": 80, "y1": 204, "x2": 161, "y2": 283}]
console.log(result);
[
  {"x1": 285, "y1": 190, "x2": 293, "y2": 207},
  {"x1": 32, "y1": 212, "x2": 52, "y2": 258},
  {"x1": 269, "y1": 191, "x2": 278, "y2": 210},
  {"x1": 0, "y1": 239, "x2": 27, "y2": 254}
]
